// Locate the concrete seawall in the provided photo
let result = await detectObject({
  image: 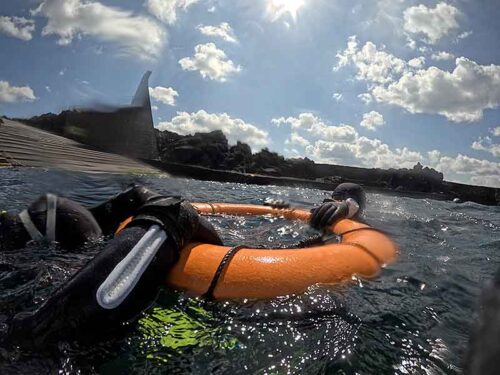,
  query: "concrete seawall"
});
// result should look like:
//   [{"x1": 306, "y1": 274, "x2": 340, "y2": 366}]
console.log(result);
[{"x1": 0, "y1": 119, "x2": 160, "y2": 175}]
